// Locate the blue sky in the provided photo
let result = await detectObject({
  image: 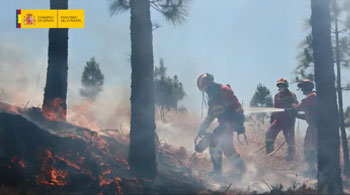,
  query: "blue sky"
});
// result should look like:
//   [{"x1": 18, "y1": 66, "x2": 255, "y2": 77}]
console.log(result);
[{"x1": 1, "y1": 0, "x2": 350, "y2": 113}]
